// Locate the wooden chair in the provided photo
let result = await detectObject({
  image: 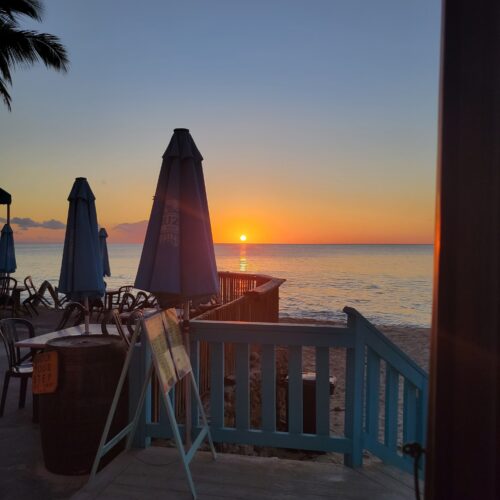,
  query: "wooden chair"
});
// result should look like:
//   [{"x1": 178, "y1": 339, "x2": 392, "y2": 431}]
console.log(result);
[
  {"x1": 111, "y1": 285, "x2": 134, "y2": 308},
  {"x1": 56, "y1": 302, "x2": 87, "y2": 330},
  {"x1": 0, "y1": 318, "x2": 35, "y2": 417},
  {"x1": 0, "y1": 276, "x2": 17, "y2": 317},
  {"x1": 88, "y1": 297, "x2": 105, "y2": 321},
  {"x1": 22, "y1": 276, "x2": 53, "y2": 316},
  {"x1": 53, "y1": 286, "x2": 69, "y2": 308},
  {"x1": 101, "y1": 309, "x2": 131, "y2": 346},
  {"x1": 118, "y1": 292, "x2": 136, "y2": 313}
]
